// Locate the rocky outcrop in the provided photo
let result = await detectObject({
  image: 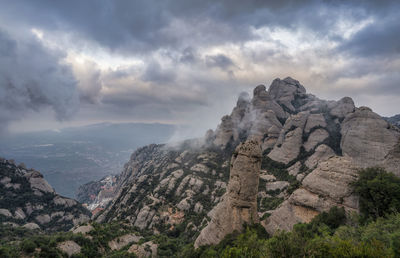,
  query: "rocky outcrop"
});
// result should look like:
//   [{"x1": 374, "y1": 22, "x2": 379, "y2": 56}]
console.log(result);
[
  {"x1": 90, "y1": 76, "x2": 400, "y2": 246},
  {"x1": 0, "y1": 158, "x2": 90, "y2": 231},
  {"x1": 128, "y1": 241, "x2": 158, "y2": 257},
  {"x1": 57, "y1": 240, "x2": 81, "y2": 257},
  {"x1": 194, "y1": 139, "x2": 261, "y2": 247},
  {"x1": 108, "y1": 233, "x2": 142, "y2": 251},
  {"x1": 341, "y1": 107, "x2": 400, "y2": 175},
  {"x1": 263, "y1": 156, "x2": 358, "y2": 234}
]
